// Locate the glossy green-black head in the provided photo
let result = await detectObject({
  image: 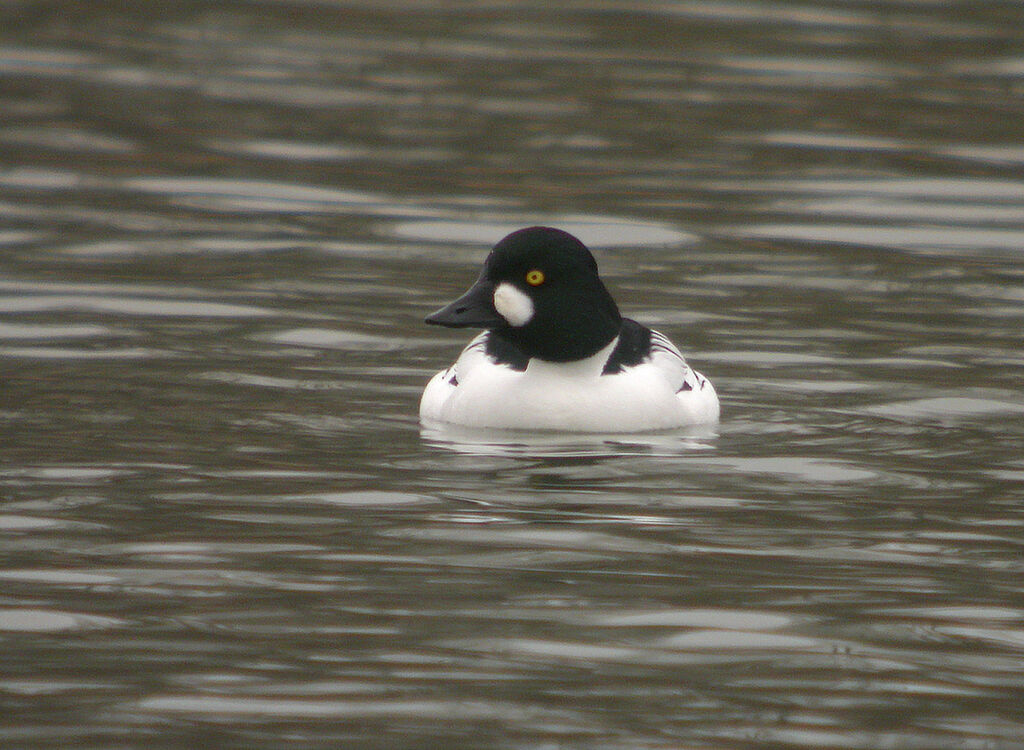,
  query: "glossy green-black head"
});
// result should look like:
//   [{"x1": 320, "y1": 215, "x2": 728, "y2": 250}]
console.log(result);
[{"x1": 425, "y1": 226, "x2": 622, "y2": 361}]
